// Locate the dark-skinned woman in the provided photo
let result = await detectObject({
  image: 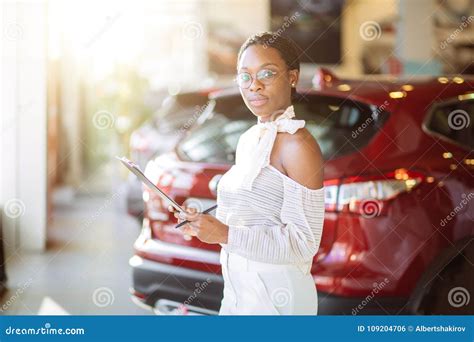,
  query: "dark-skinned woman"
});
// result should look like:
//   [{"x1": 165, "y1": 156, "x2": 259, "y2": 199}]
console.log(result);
[{"x1": 170, "y1": 31, "x2": 325, "y2": 315}]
